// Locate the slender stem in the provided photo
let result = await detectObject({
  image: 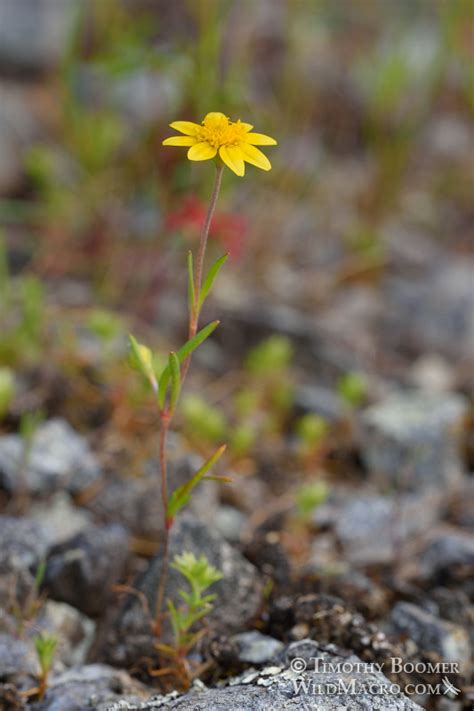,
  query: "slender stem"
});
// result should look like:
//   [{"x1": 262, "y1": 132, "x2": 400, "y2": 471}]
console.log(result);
[
  {"x1": 154, "y1": 162, "x2": 224, "y2": 635},
  {"x1": 182, "y1": 163, "x2": 224, "y2": 382},
  {"x1": 193, "y1": 163, "x2": 224, "y2": 308},
  {"x1": 154, "y1": 414, "x2": 170, "y2": 633}
]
